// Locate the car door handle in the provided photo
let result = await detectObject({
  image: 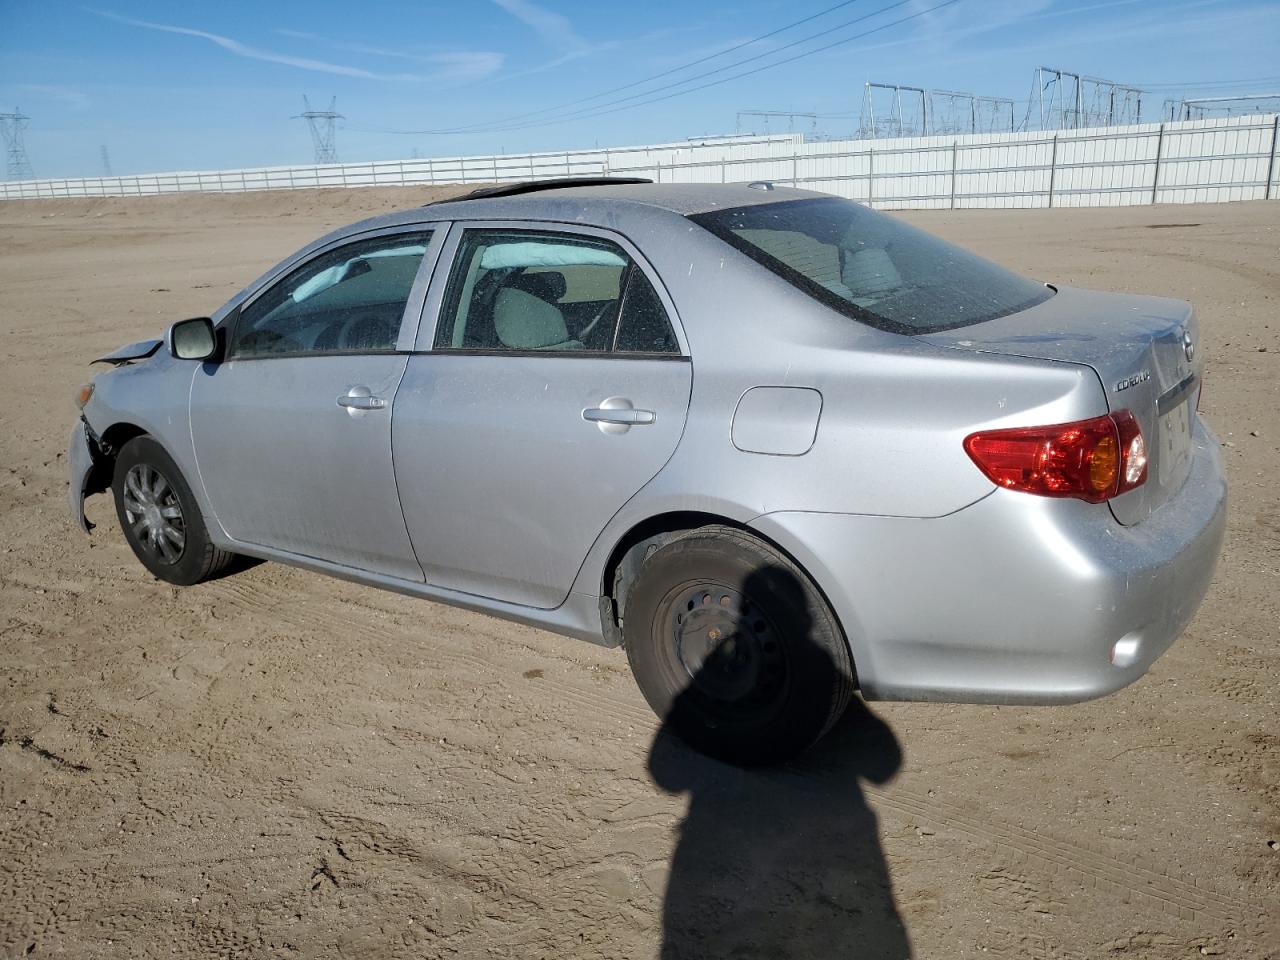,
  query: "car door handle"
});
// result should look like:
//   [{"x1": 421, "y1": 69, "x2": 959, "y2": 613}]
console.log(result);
[
  {"x1": 338, "y1": 395, "x2": 386, "y2": 410},
  {"x1": 337, "y1": 386, "x2": 387, "y2": 411},
  {"x1": 583, "y1": 407, "x2": 655, "y2": 425}
]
